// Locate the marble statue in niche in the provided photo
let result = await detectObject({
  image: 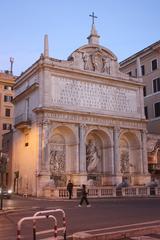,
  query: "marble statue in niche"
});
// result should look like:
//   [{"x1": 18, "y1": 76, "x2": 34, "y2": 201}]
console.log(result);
[{"x1": 86, "y1": 140, "x2": 100, "y2": 172}]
